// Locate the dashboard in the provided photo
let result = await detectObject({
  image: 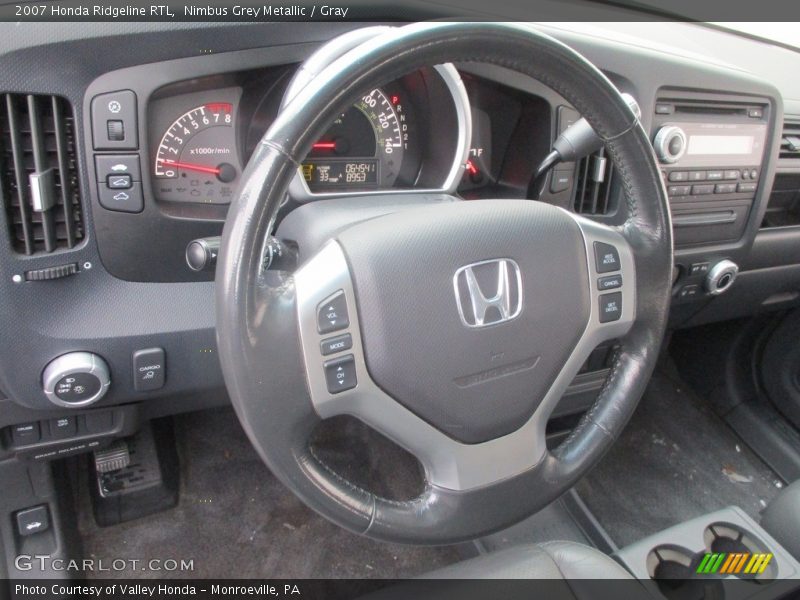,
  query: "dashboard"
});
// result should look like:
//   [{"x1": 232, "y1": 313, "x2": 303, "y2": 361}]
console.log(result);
[{"x1": 3, "y1": 21, "x2": 800, "y2": 455}]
